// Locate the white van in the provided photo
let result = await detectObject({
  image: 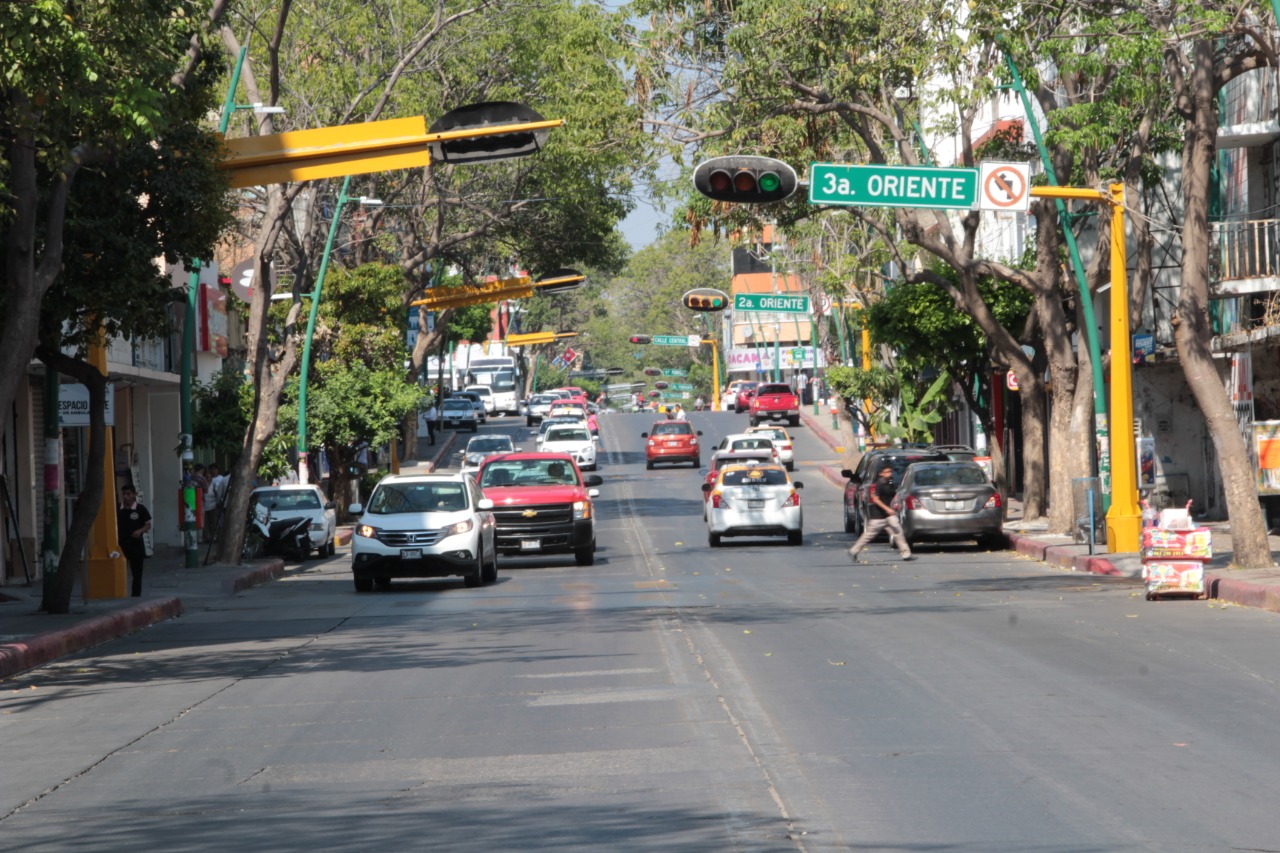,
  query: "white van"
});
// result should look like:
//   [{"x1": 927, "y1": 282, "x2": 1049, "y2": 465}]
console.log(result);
[{"x1": 465, "y1": 385, "x2": 497, "y2": 414}]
